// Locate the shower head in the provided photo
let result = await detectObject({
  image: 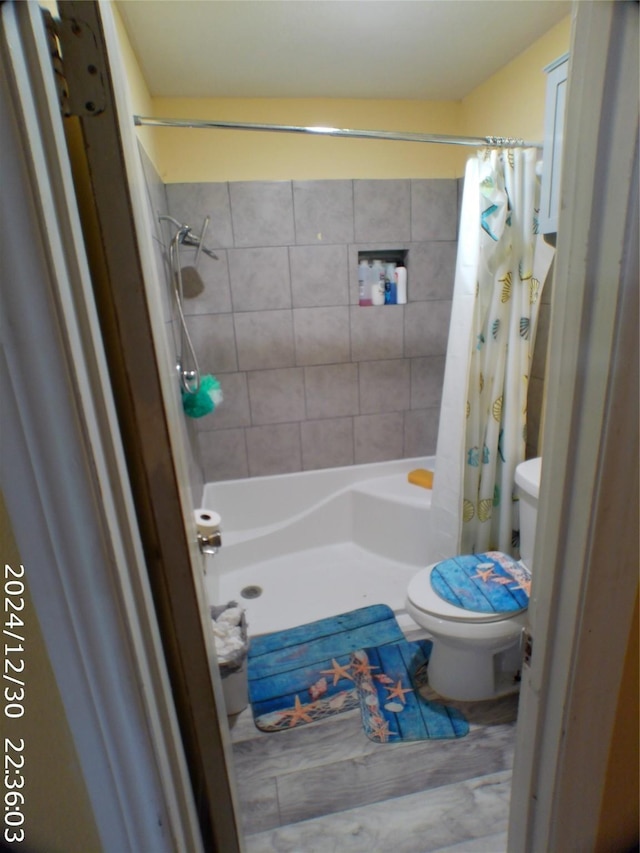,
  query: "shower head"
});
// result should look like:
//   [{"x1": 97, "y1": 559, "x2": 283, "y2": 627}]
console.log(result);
[{"x1": 180, "y1": 265, "x2": 206, "y2": 298}]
